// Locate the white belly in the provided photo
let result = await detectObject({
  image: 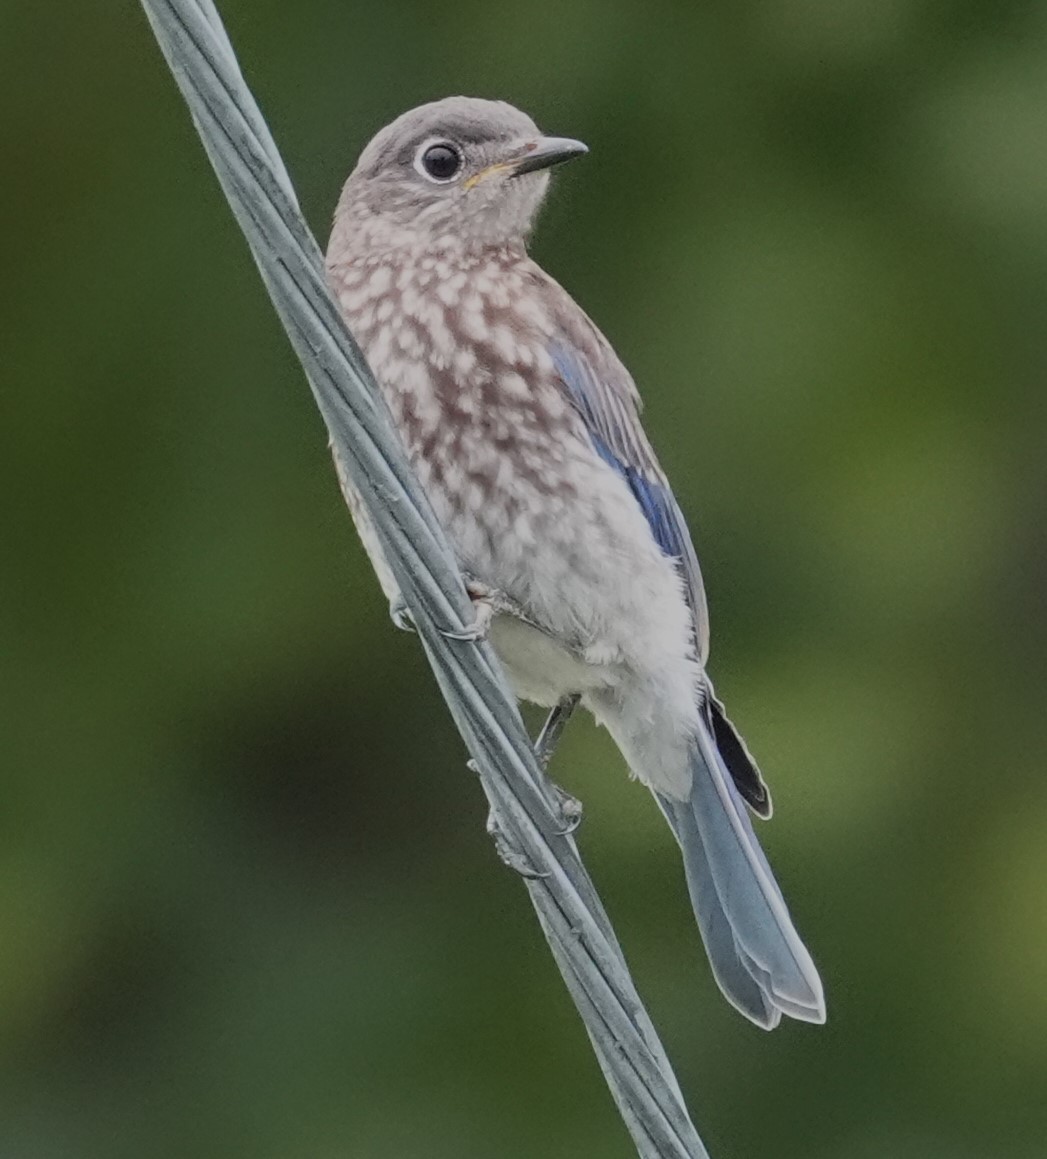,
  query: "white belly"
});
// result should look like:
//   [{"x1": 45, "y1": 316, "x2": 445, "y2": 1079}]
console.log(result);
[{"x1": 488, "y1": 614, "x2": 612, "y2": 707}]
